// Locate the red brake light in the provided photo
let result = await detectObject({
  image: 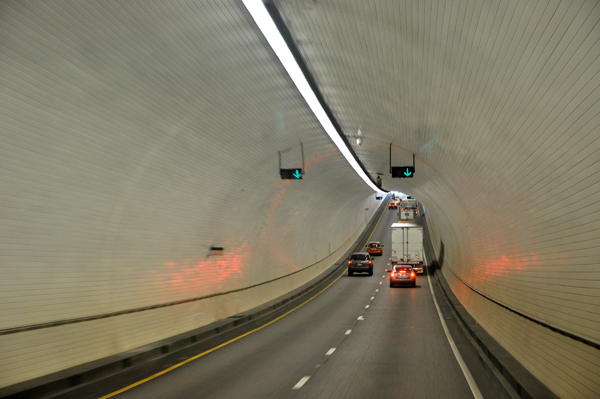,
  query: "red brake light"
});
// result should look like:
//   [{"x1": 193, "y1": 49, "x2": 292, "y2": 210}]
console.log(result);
[
  {"x1": 400, "y1": 270, "x2": 406, "y2": 274},
  {"x1": 367, "y1": 261, "x2": 372, "y2": 265},
  {"x1": 391, "y1": 272, "x2": 395, "y2": 277},
  {"x1": 411, "y1": 272, "x2": 415, "y2": 277},
  {"x1": 348, "y1": 261, "x2": 353, "y2": 265}
]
